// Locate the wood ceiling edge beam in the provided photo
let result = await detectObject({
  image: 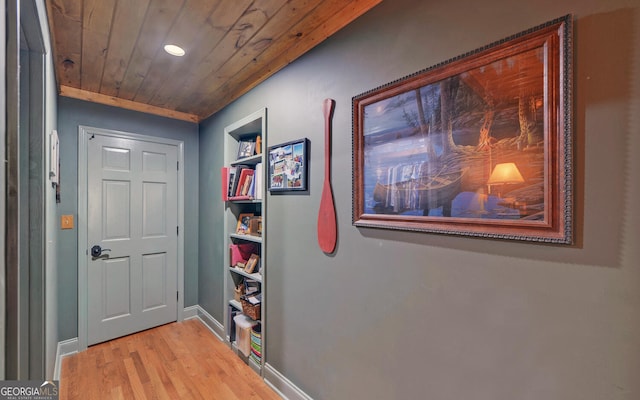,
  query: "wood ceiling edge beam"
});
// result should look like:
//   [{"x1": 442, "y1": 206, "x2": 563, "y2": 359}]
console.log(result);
[{"x1": 59, "y1": 85, "x2": 199, "y2": 123}]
